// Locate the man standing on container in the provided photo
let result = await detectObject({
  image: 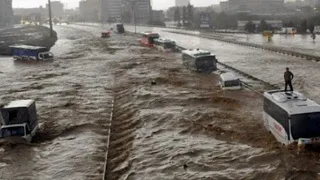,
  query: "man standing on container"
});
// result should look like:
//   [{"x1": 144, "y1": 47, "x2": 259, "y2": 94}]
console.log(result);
[{"x1": 284, "y1": 67, "x2": 294, "y2": 91}]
